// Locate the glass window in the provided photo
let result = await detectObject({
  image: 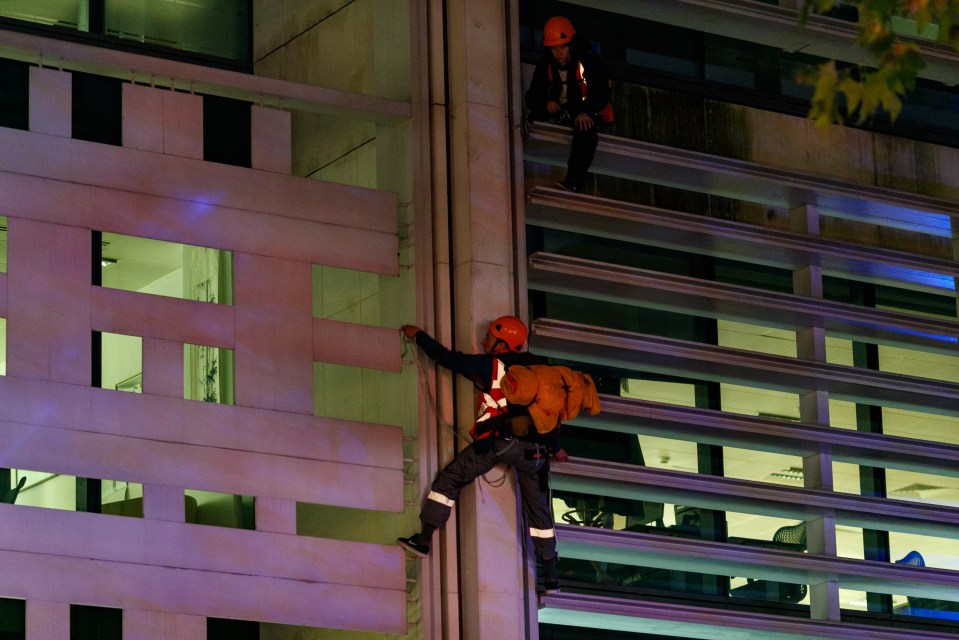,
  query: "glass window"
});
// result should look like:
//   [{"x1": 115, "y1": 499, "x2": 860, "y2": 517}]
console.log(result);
[
  {"x1": 883, "y1": 407, "x2": 959, "y2": 446},
  {"x1": 185, "y1": 490, "x2": 254, "y2": 530},
  {"x1": 0, "y1": 59, "x2": 29, "y2": 131},
  {"x1": 722, "y1": 384, "x2": 800, "y2": 421},
  {"x1": 105, "y1": 0, "x2": 250, "y2": 61},
  {"x1": 99, "y1": 332, "x2": 233, "y2": 404},
  {"x1": 717, "y1": 320, "x2": 796, "y2": 358},
  {"x1": 99, "y1": 232, "x2": 233, "y2": 304},
  {"x1": 704, "y1": 37, "x2": 757, "y2": 89},
  {"x1": 72, "y1": 72, "x2": 121, "y2": 146},
  {"x1": 886, "y1": 468, "x2": 959, "y2": 509},
  {"x1": 203, "y1": 95, "x2": 251, "y2": 168},
  {"x1": 185, "y1": 343, "x2": 233, "y2": 405},
  {"x1": 879, "y1": 344, "x2": 959, "y2": 384},
  {"x1": 100, "y1": 332, "x2": 140, "y2": 392},
  {"x1": 0, "y1": 216, "x2": 8, "y2": 272},
  {"x1": 891, "y1": 538, "x2": 959, "y2": 622},
  {"x1": 0, "y1": 597, "x2": 25, "y2": 640},
  {"x1": 207, "y1": 617, "x2": 259, "y2": 640},
  {"x1": 0, "y1": 2, "x2": 251, "y2": 64},
  {"x1": 0, "y1": 318, "x2": 6, "y2": 377},
  {"x1": 70, "y1": 604, "x2": 121, "y2": 640},
  {"x1": 0, "y1": 0, "x2": 88, "y2": 31},
  {"x1": 9, "y1": 468, "x2": 141, "y2": 516}
]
